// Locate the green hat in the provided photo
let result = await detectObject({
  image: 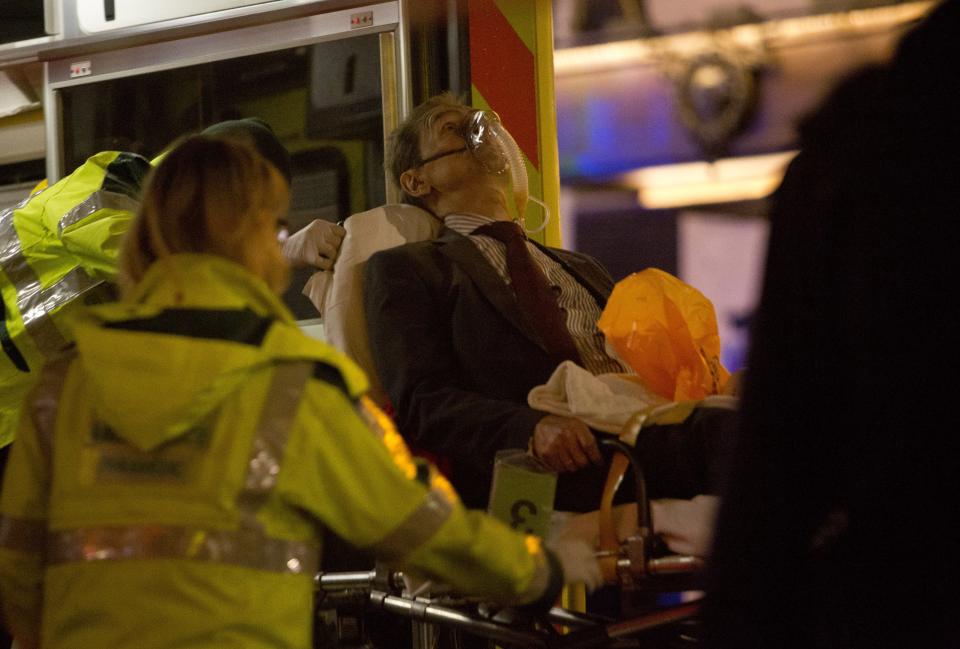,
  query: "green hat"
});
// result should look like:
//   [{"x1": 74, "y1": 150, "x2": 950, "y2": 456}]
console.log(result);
[{"x1": 201, "y1": 117, "x2": 292, "y2": 184}]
